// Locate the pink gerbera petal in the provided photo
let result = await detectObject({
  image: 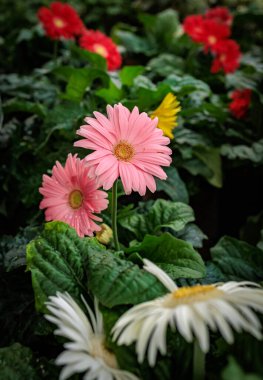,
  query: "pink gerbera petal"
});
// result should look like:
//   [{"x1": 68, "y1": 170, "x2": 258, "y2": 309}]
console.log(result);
[
  {"x1": 74, "y1": 104, "x2": 172, "y2": 195},
  {"x1": 39, "y1": 154, "x2": 109, "y2": 237}
]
